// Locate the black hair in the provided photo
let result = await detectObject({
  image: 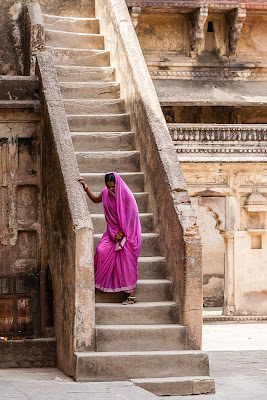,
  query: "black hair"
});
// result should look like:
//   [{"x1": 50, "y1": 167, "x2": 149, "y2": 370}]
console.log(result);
[{"x1": 105, "y1": 172, "x2": 115, "y2": 184}]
